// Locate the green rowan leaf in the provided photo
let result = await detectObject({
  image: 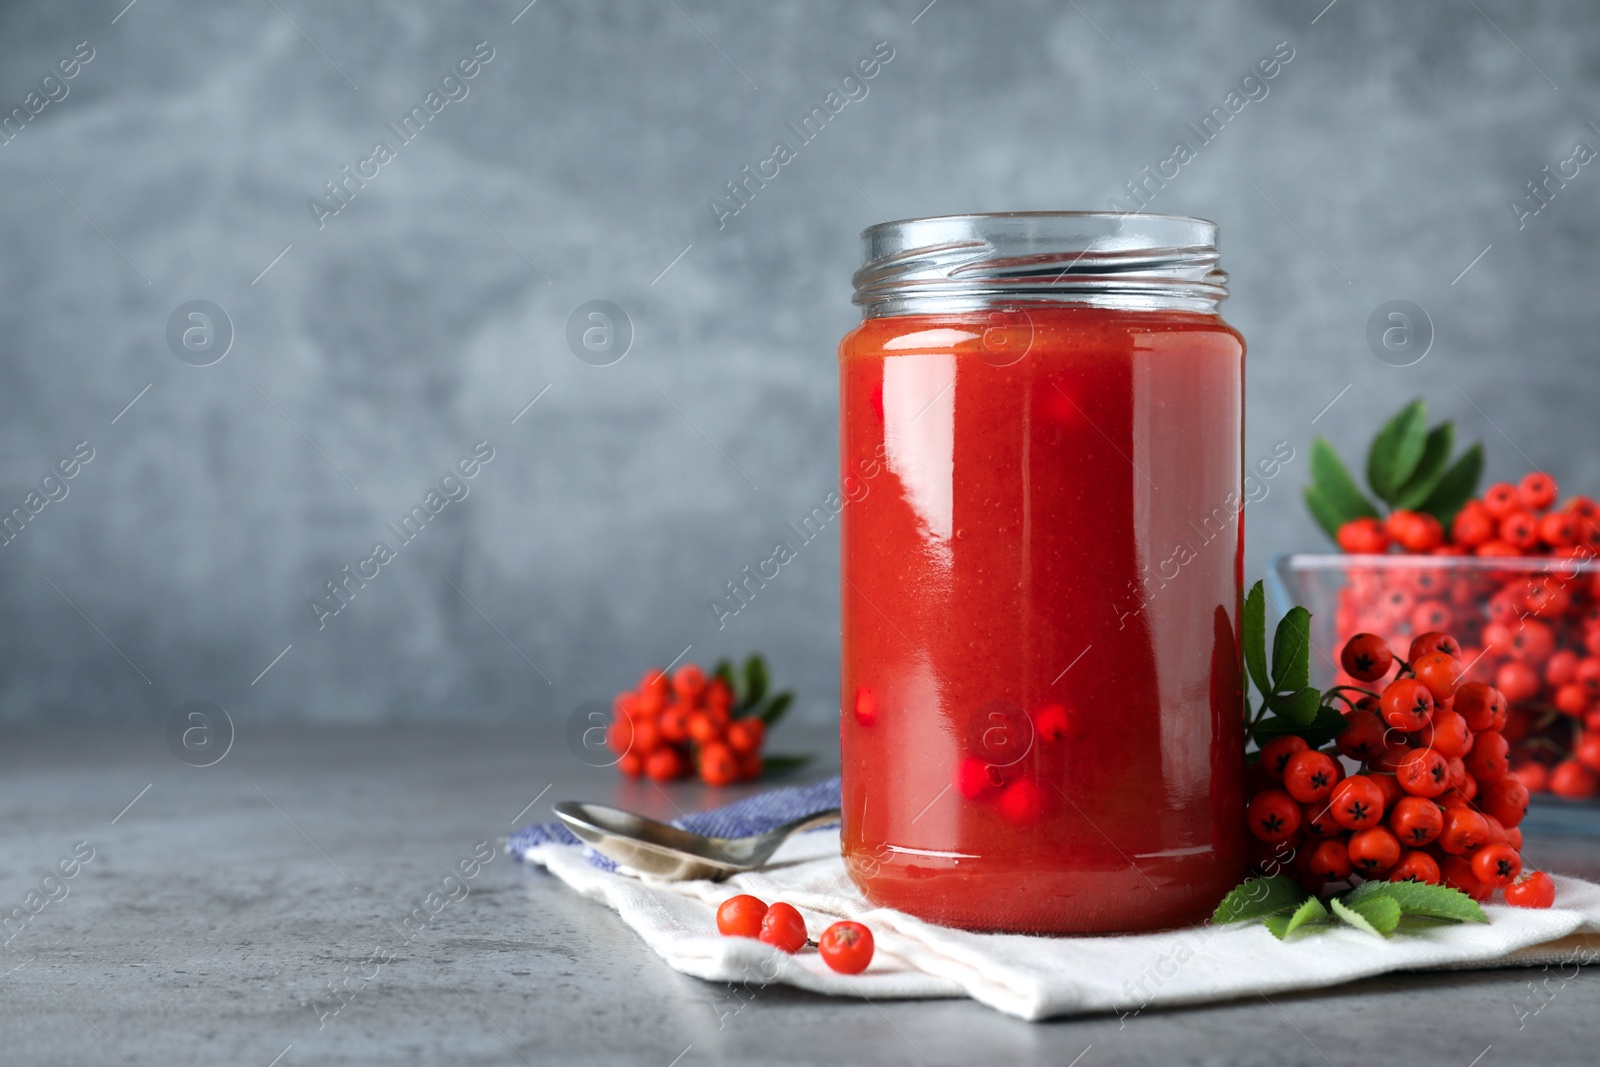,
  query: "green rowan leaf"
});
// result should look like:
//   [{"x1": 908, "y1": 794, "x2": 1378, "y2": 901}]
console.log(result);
[
  {"x1": 1267, "y1": 687, "x2": 1323, "y2": 725},
  {"x1": 1212, "y1": 876, "x2": 1309, "y2": 925},
  {"x1": 1271, "y1": 607, "x2": 1312, "y2": 693},
  {"x1": 1243, "y1": 581, "x2": 1270, "y2": 698},
  {"x1": 1366, "y1": 400, "x2": 1428, "y2": 504},
  {"x1": 1310, "y1": 437, "x2": 1379, "y2": 522},
  {"x1": 1305, "y1": 485, "x2": 1350, "y2": 543},
  {"x1": 1331, "y1": 894, "x2": 1401, "y2": 937},
  {"x1": 1252, "y1": 702, "x2": 1346, "y2": 749},
  {"x1": 1394, "y1": 423, "x2": 1455, "y2": 510},
  {"x1": 1417, "y1": 442, "x2": 1485, "y2": 527},
  {"x1": 743, "y1": 655, "x2": 768, "y2": 708},
  {"x1": 1342, "y1": 879, "x2": 1488, "y2": 924},
  {"x1": 1263, "y1": 895, "x2": 1331, "y2": 940},
  {"x1": 757, "y1": 692, "x2": 792, "y2": 727}
]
